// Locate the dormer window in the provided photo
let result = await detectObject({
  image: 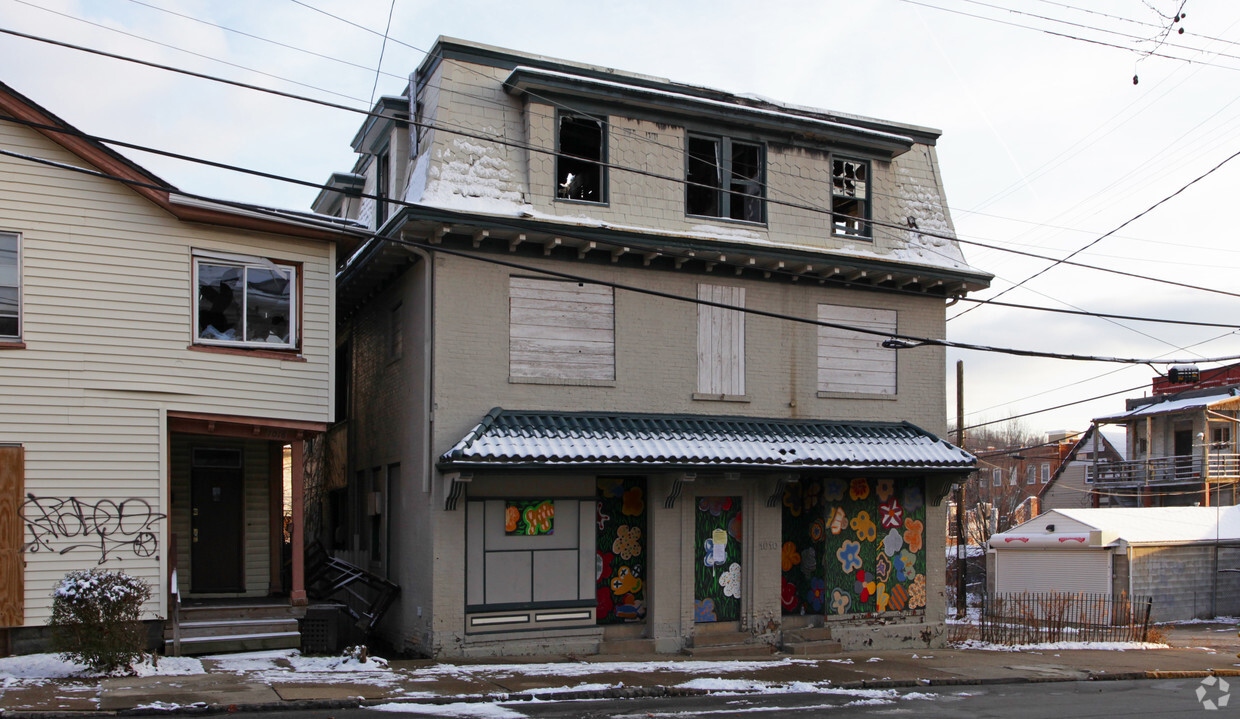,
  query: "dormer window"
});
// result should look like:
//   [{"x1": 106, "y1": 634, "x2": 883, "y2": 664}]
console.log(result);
[
  {"x1": 832, "y1": 158, "x2": 870, "y2": 239},
  {"x1": 686, "y1": 135, "x2": 764, "y2": 223},
  {"x1": 556, "y1": 113, "x2": 606, "y2": 203}
]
